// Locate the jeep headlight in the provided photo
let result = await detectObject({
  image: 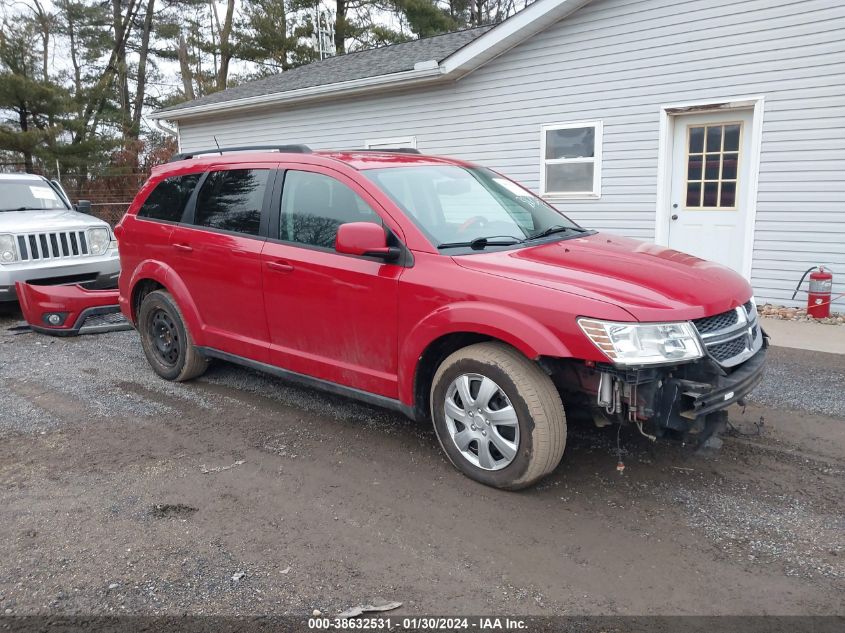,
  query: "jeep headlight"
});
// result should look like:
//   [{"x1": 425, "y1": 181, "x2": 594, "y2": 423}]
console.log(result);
[
  {"x1": 87, "y1": 227, "x2": 110, "y2": 255},
  {"x1": 0, "y1": 234, "x2": 17, "y2": 263},
  {"x1": 578, "y1": 318, "x2": 703, "y2": 367}
]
